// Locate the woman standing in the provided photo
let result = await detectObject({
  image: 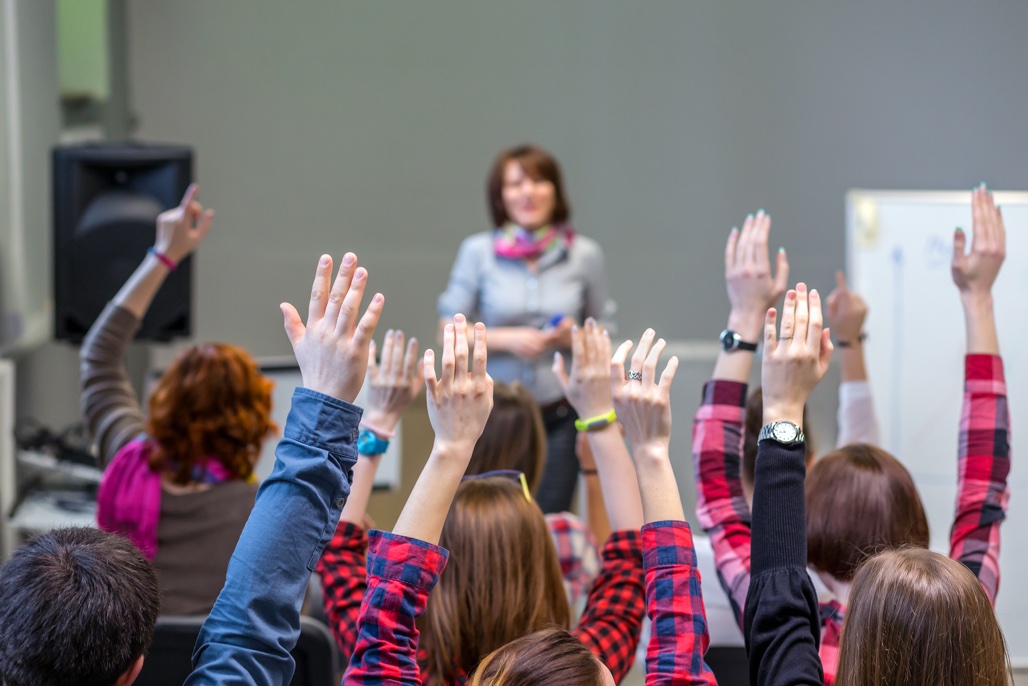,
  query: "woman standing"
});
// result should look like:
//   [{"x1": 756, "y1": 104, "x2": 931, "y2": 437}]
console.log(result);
[{"x1": 437, "y1": 144, "x2": 612, "y2": 513}]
